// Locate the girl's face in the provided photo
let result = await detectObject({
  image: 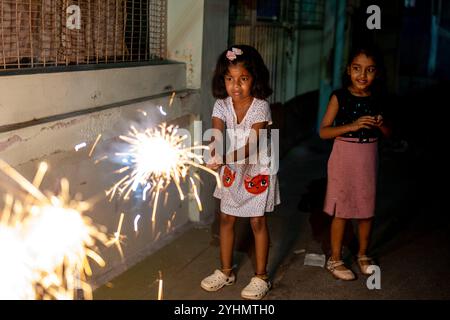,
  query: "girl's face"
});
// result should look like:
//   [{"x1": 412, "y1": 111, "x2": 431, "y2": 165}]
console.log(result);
[
  {"x1": 347, "y1": 54, "x2": 377, "y2": 93},
  {"x1": 224, "y1": 63, "x2": 253, "y2": 103}
]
